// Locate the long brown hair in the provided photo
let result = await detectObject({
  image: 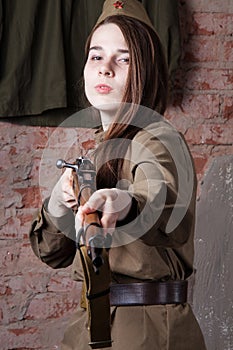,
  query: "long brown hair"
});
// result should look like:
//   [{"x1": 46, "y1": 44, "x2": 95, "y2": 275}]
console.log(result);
[{"x1": 85, "y1": 15, "x2": 169, "y2": 188}]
